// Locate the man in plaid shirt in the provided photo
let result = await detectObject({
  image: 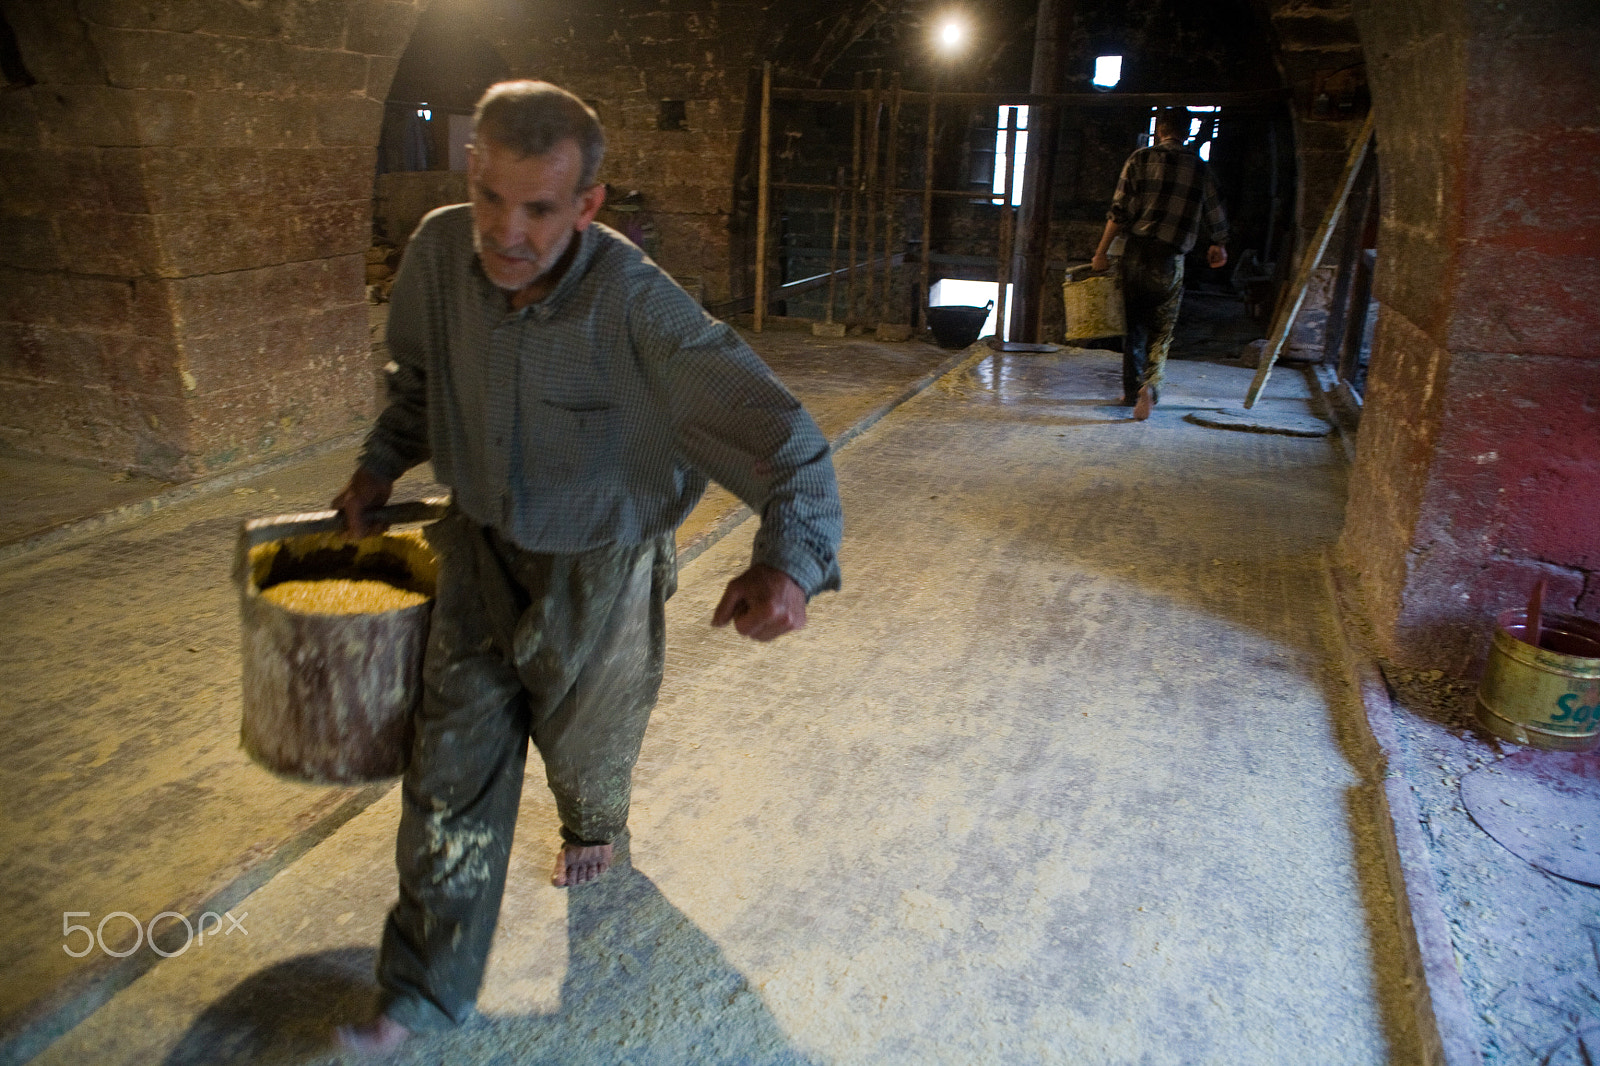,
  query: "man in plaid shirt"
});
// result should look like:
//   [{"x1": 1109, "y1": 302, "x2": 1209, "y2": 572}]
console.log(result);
[{"x1": 1091, "y1": 108, "x2": 1229, "y2": 420}]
